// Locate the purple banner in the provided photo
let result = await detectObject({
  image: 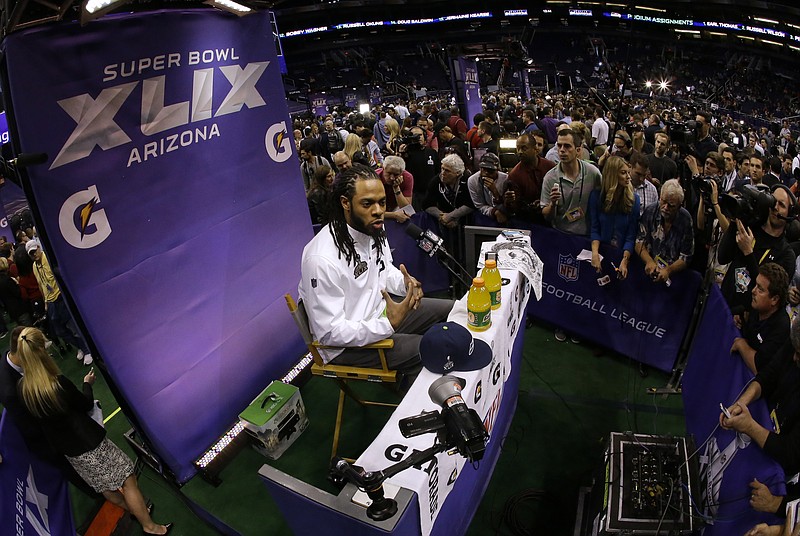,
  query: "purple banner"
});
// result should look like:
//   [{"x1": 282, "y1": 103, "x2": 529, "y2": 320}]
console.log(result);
[
  {"x1": 469, "y1": 215, "x2": 700, "y2": 370},
  {"x1": 343, "y1": 90, "x2": 359, "y2": 109},
  {"x1": 369, "y1": 87, "x2": 382, "y2": 106},
  {"x1": 0, "y1": 181, "x2": 27, "y2": 224},
  {"x1": 520, "y1": 224, "x2": 700, "y2": 372},
  {"x1": 519, "y1": 70, "x2": 531, "y2": 99},
  {"x1": 457, "y1": 57, "x2": 482, "y2": 127},
  {"x1": 1, "y1": 10, "x2": 310, "y2": 482},
  {"x1": 383, "y1": 212, "x2": 450, "y2": 294},
  {"x1": 0, "y1": 196, "x2": 13, "y2": 244},
  {"x1": 310, "y1": 92, "x2": 329, "y2": 117},
  {"x1": 683, "y1": 285, "x2": 783, "y2": 534},
  {"x1": 0, "y1": 411, "x2": 76, "y2": 535},
  {"x1": 0, "y1": 112, "x2": 8, "y2": 145},
  {"x1": 0, "y1": 111, "x2": 30, "y2": 228}
]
